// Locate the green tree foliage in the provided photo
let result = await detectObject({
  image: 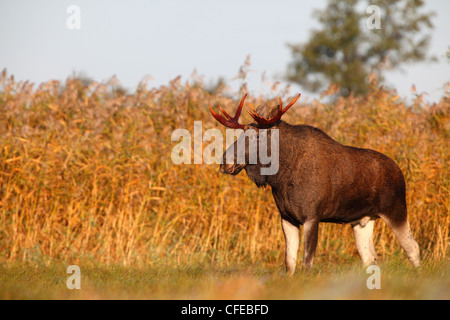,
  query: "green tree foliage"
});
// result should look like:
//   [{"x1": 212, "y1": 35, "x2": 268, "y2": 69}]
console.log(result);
[{"x1": 286, "y1": 0, "x2": 435, "y2": 96}]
